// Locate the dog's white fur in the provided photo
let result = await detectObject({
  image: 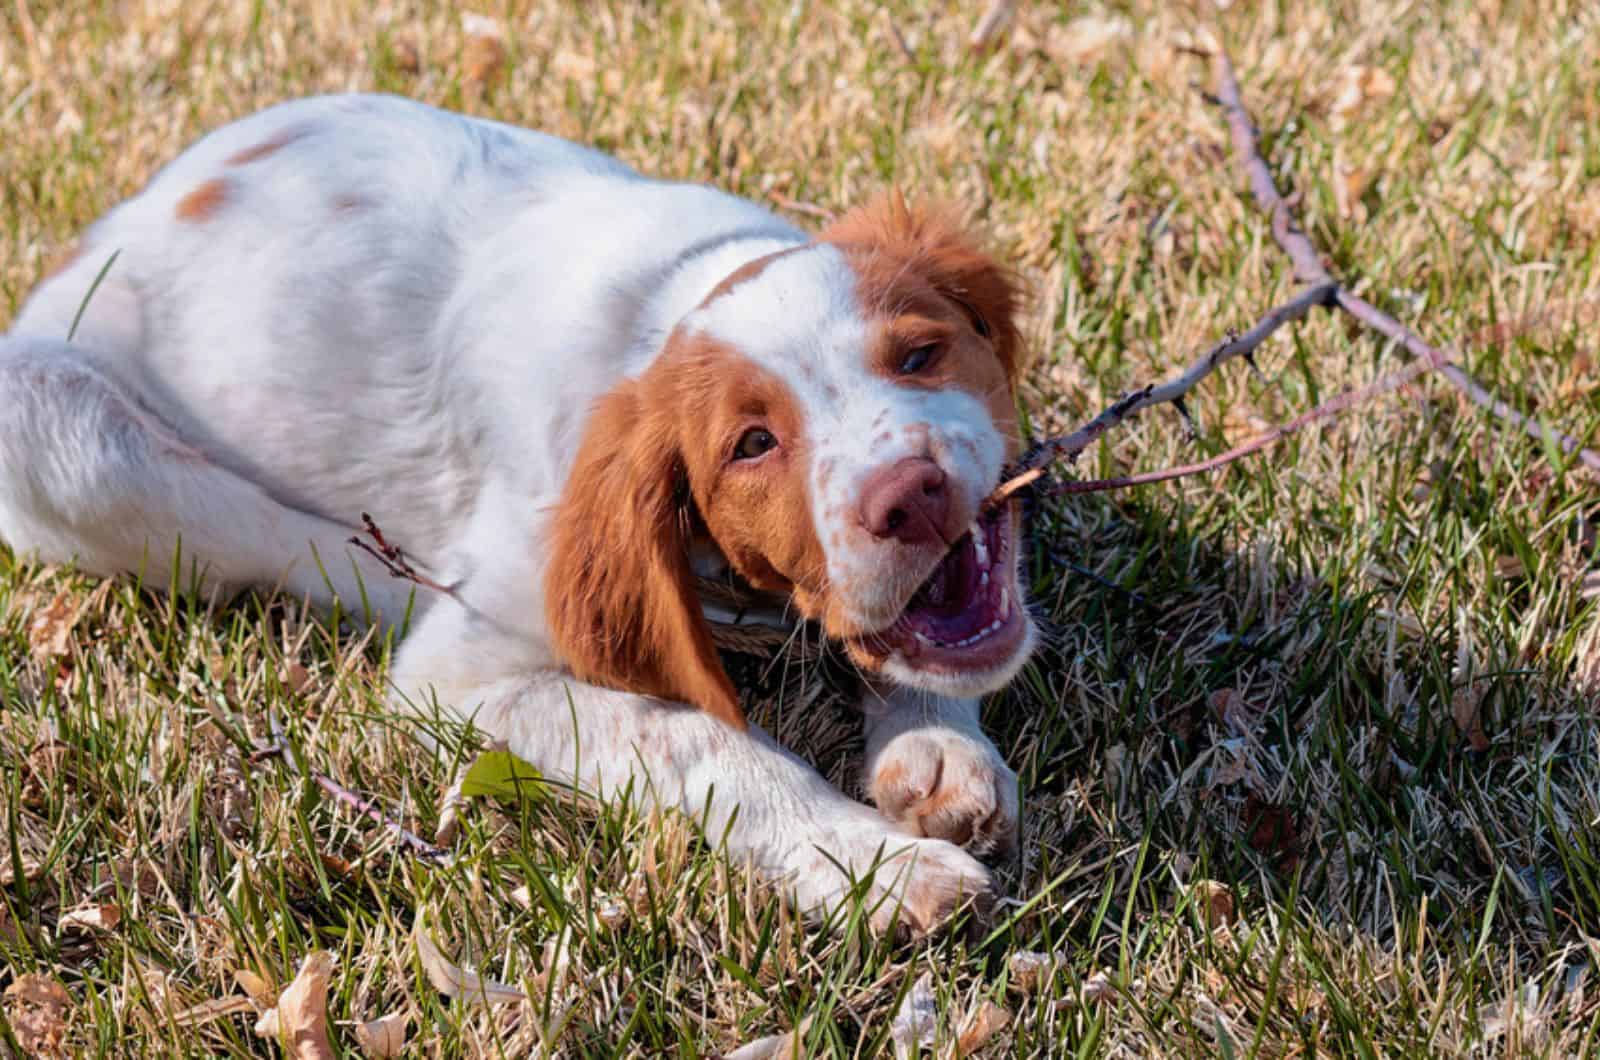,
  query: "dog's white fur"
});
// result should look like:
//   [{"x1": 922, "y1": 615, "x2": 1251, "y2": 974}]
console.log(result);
[{"x1": 0, "y1": 94, "x2": 1022, "y2": 932}]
